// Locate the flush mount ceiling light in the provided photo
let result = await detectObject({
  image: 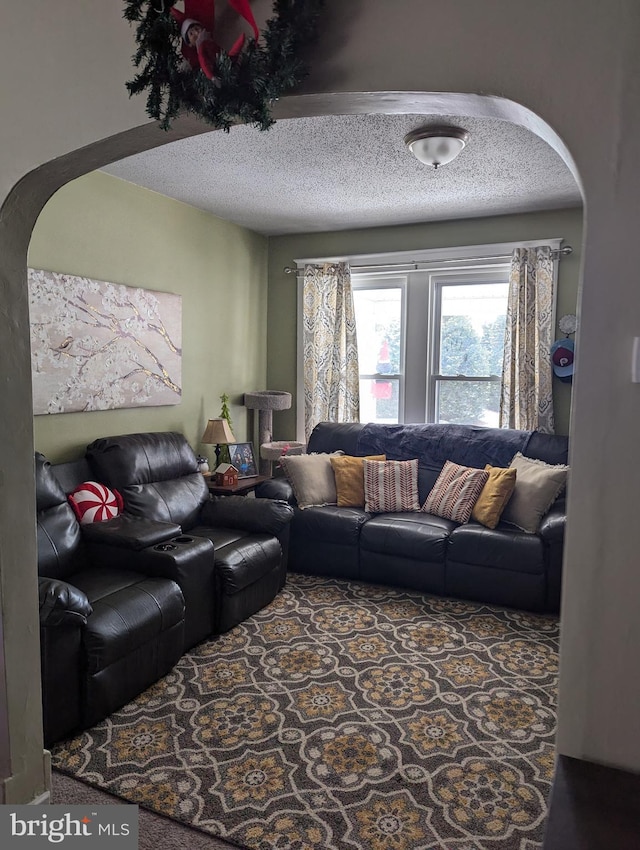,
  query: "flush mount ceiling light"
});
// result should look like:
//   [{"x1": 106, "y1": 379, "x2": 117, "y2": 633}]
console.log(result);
[{"x1": 404, "y1": 126, "x2": 470, "y2": 169}]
